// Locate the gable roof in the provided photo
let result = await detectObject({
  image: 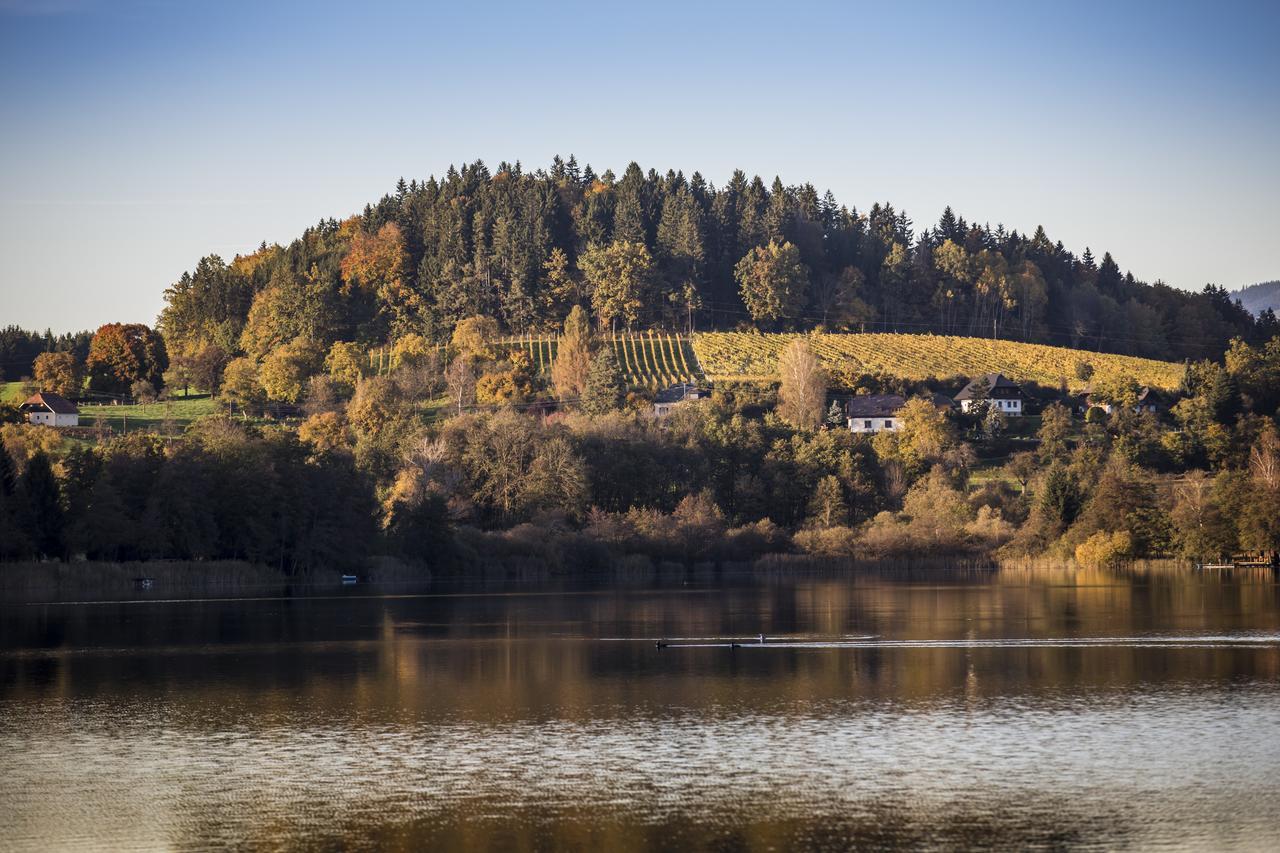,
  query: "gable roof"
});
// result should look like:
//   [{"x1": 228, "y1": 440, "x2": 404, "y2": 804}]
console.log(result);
[
  {"x1": 954, "y1": 373, "x2": 1022, "y2": 401},
  {"x1": 21, "y1": 392, "x2": 79, "y2": 415},
  {"x1": 928, "y1": 391, "x2": 956, "y2": 410},
  {"x1": 654, "y1": 383, "x2": 707, "y2": 404},
  {"x1": 845, "y1": 394, "x2": 906, "y2": 418},
  {"x1": 1084, "y1": 385, "x2": 1175, "y2": 407}
]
